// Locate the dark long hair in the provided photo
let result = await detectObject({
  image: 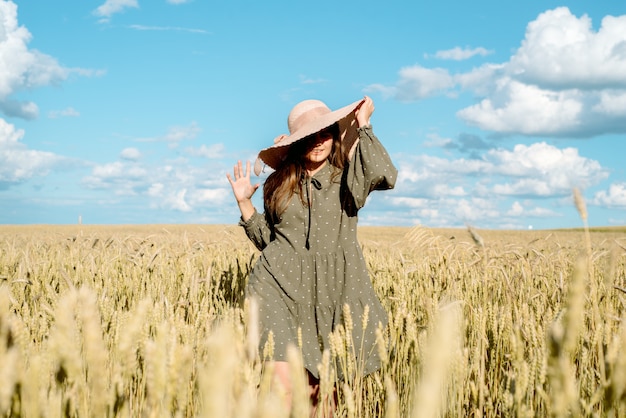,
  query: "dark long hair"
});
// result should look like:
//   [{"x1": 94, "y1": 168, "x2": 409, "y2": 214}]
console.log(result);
[{"x1": 263, "y1": 123, "x2": 346, "y2": 225}]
